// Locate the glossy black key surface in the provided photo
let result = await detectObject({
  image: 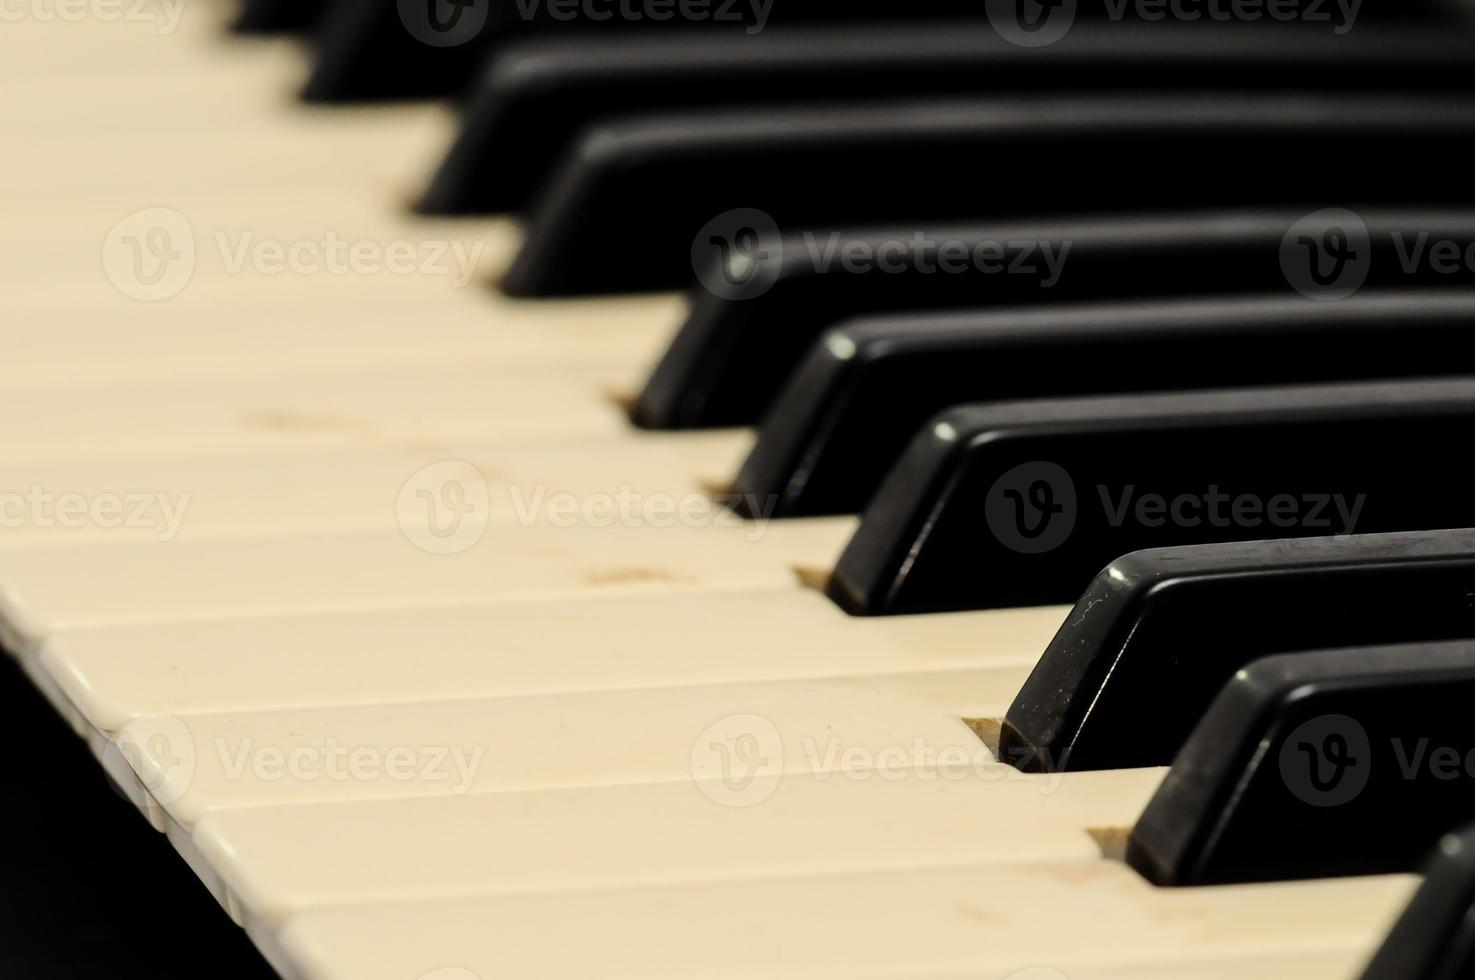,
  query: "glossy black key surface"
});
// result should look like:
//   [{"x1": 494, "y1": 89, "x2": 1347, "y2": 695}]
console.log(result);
[
  {"x1": 232, "y1": 0, "x2": 329, "y2": 33},
  {"x1": 999, "y1": 529, "x2": 1475, "y2": 774},
  {"x1": 1361, "y1": 826, "x2": 1475, "y2": 980},
  {"x1": 1127, "y1": 642, "x2": 1475, "y2": 886},
  {"x1": 504, "y1": 94, "x2": 1475, "y2": 296},
  {"x1": 634, "y1": 210, "x2": 1475, "y2": 429},
  {"x1": 422, "y1": 22, "x2": 1475, "y2": 215},
  {"x1": 731, "y1": 292, "x2": 1475, "y2": 519},
  {"x1": 302, "y1": 0, "x2": 1000, "y2": 103},
  {"x1": 827, "y1": 380, "x2": 1475, "y2": 616}
]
